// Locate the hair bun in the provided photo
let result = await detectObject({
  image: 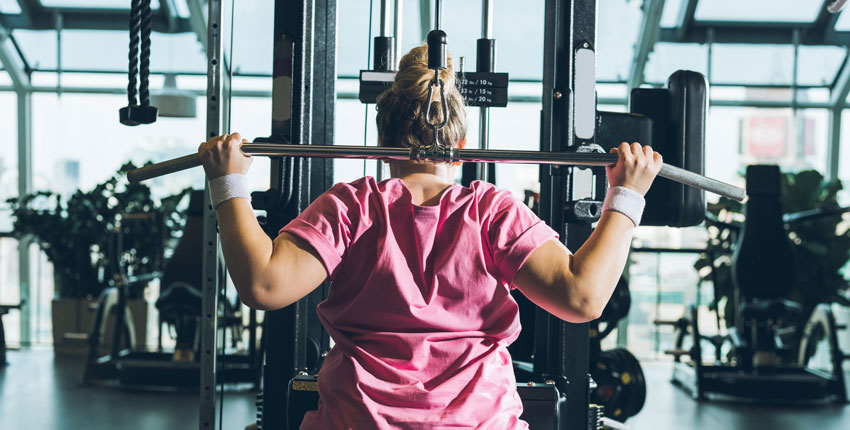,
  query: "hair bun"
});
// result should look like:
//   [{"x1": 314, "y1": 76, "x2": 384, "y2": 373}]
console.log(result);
[
  {"x1": 375, "y1": 44, "x2": 467, "y2": 151},
  {"x1": 393, "y1": 45, "x2": 455, "y2": 104}
]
